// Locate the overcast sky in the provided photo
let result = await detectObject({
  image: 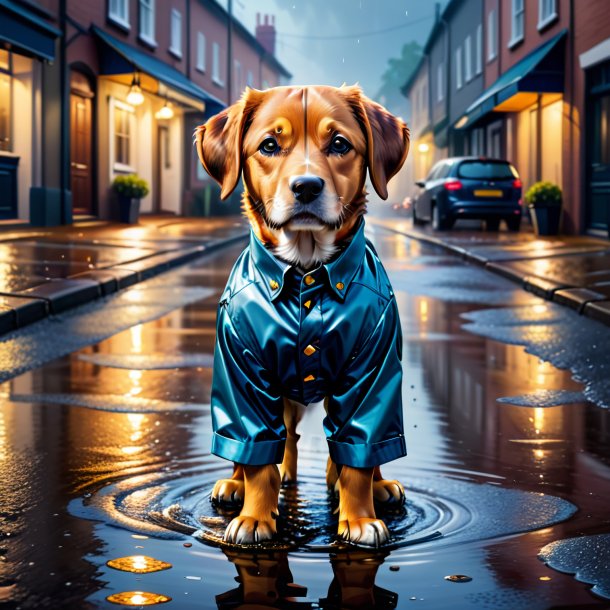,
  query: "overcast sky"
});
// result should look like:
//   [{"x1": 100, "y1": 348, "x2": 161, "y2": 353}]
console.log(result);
[{"x1": 216, "y1": 0, "x2": 450, "y2": 102}]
